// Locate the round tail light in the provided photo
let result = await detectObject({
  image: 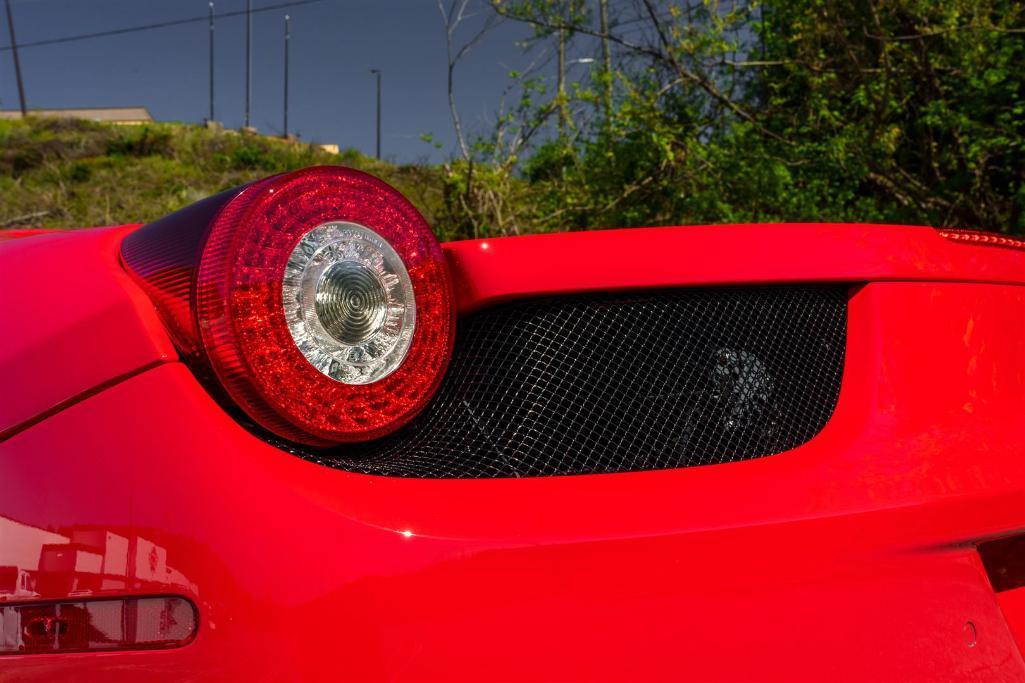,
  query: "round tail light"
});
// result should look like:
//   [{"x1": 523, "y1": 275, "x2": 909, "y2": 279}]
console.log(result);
[{"x1": 122, "y1": 166, "x2": 455, "y2": 446}]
